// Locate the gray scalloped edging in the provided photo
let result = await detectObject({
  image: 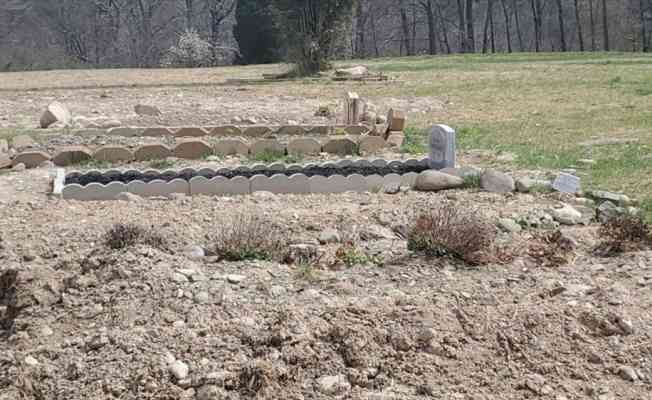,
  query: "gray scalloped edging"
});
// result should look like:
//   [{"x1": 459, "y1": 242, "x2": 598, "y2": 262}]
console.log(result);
[
  {"x1": 54, "y1": 157, "x2": 428, "y2": 201},
  {"x1": 108, "y1": 125, "x2": 373, "y2": 137}
]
